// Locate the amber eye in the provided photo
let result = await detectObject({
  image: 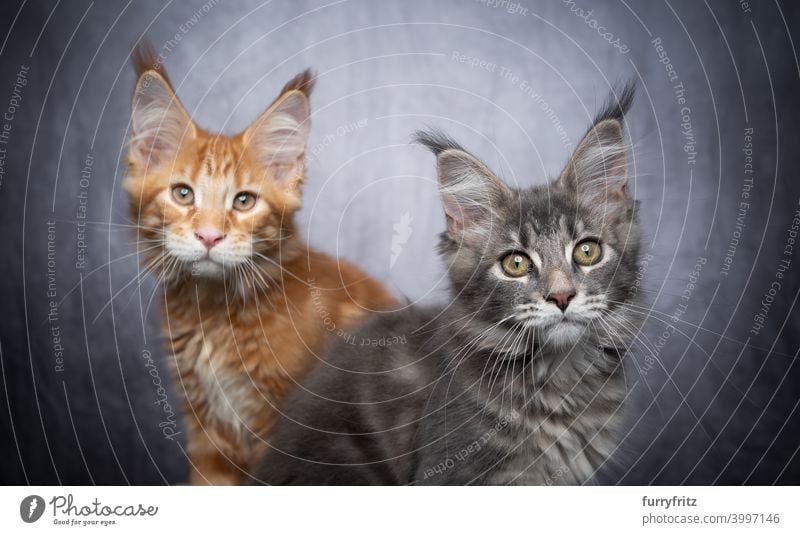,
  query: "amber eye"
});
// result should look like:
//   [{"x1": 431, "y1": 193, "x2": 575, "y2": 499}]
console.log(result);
[
  {"x1": 501, "y1": 252, "x2": 532, "y2": 277},
  {"x1": 573, "y1": 240, "x2": 602, "y2": 266},
  {"x1": 233, "y1": 192, "x2": 256, "y2": 211},
  {"x1": 171, "y1": 184, "x2": 194, "y2": 206}
]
